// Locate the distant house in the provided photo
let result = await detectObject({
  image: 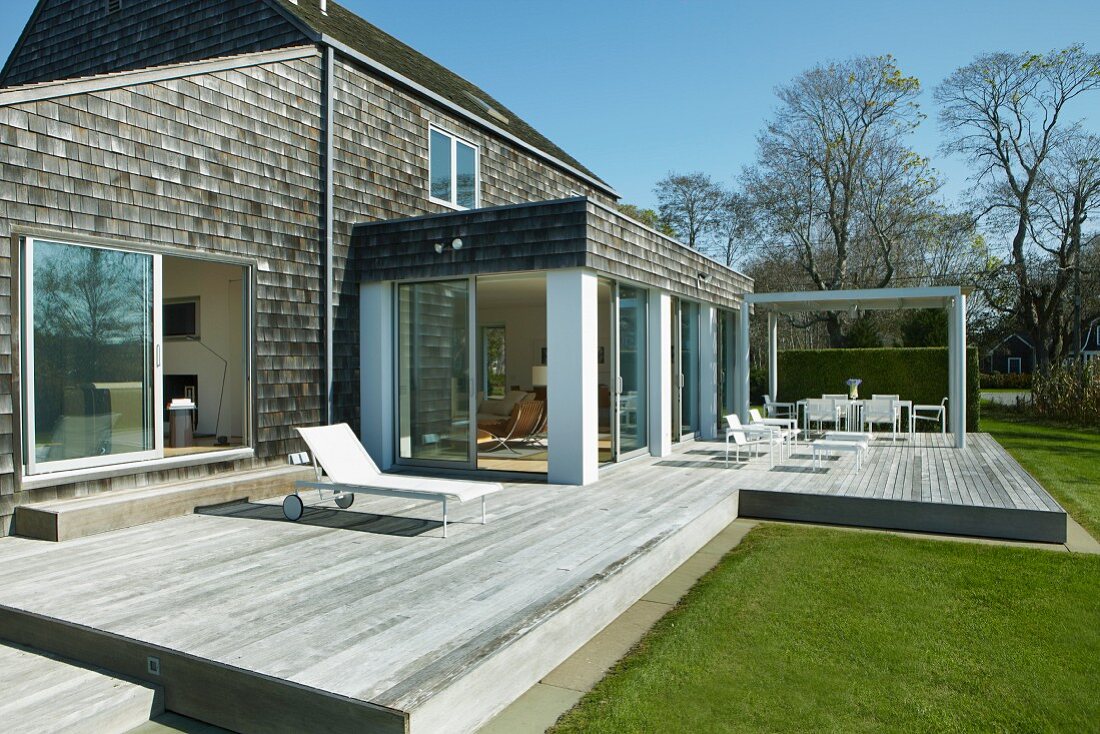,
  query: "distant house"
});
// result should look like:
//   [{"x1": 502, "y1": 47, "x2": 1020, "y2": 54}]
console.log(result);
[
  {"x1": 985, "y1": 333, "x2": 1036, "y2": 374},
  {"x1": 1082, "y1": 319, "x2": 1100, "y2": 363}
]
